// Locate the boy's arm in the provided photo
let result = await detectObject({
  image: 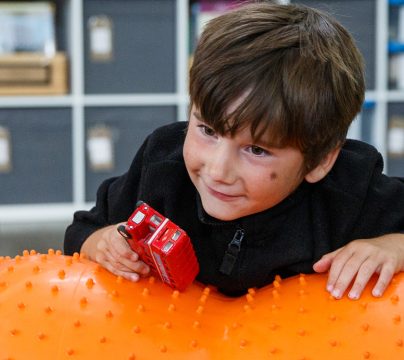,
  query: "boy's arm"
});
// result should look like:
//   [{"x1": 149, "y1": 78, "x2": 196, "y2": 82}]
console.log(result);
[
  {"x1": 64, "y1": 134, "x2": 150, "y2": 255},
  {"x1": 316, "y1": 146, "x2": 404, "y2": 300},
  {"x1": 64, "y1": 158, "x2": 151, "y2": 281},
  {"x1": 314, "y1": 233, "x2": 404, "y2": 299}
]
